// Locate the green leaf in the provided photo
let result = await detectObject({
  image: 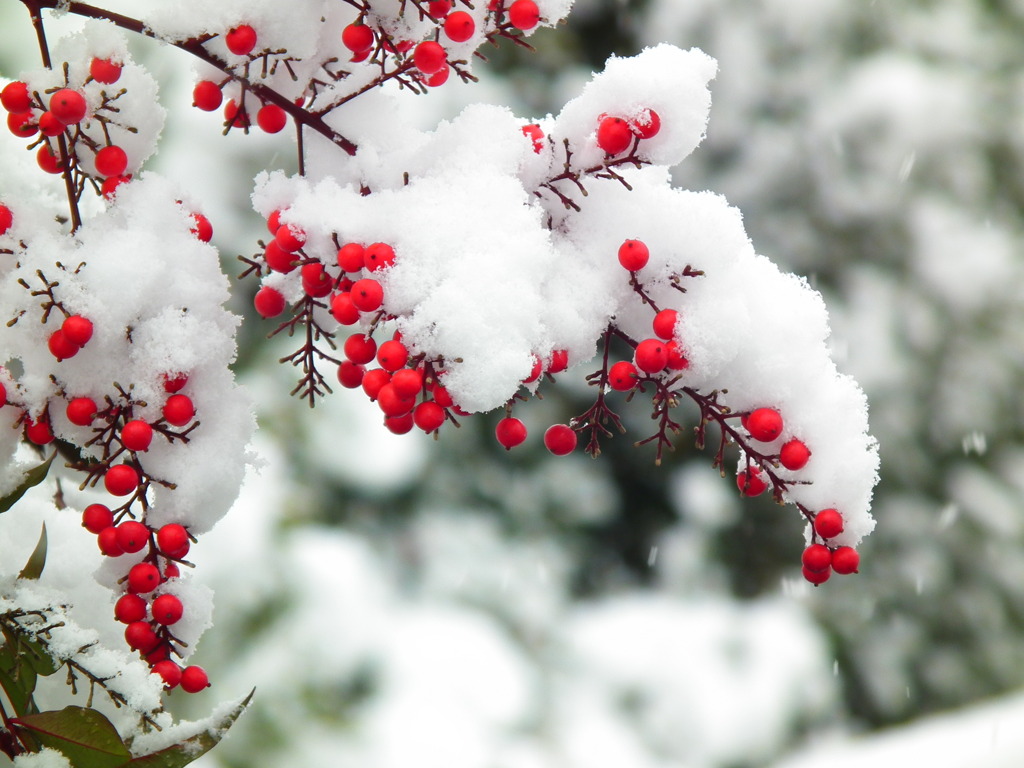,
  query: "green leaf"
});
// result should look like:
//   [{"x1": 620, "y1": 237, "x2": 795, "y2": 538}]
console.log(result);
[
  {"x1": 0, "y1": 453, "x2": 56, "y2": 514},
  {"x1": 13, "y1": 707, "x2": 131, "y2": 768},
  {"x1": 126, "y1": 690, "x2": 254, "y2": 768},
  {"x1": 18, "y1": 523, "x2": 47, "y2": 580}
]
